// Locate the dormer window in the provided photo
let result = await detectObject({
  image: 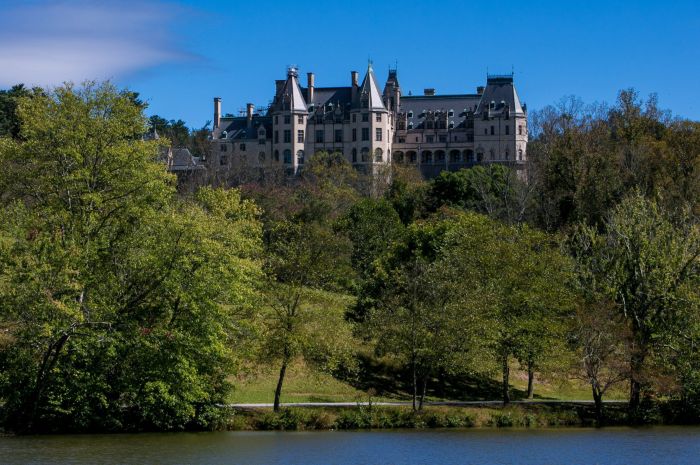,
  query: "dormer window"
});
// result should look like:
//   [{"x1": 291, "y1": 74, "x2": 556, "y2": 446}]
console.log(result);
[
  {"x1": 298, "y1": 115, "x2": 304, "y2": 124},
  {"x1": 449, "y1": 122, "x2": 454, "y2": 129},
  {"x1": 408, "y1": 111, "x2": 413, "y2": 118},
  {"x1": 448, "y1": 109, "x2": 454, "y2": 117},
  {"x1": 490, "y1": 101, "x2": 495, "y2": 110},
  {"x1": 408, "y1": 123, "x2": 413, "y2": 129}
]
